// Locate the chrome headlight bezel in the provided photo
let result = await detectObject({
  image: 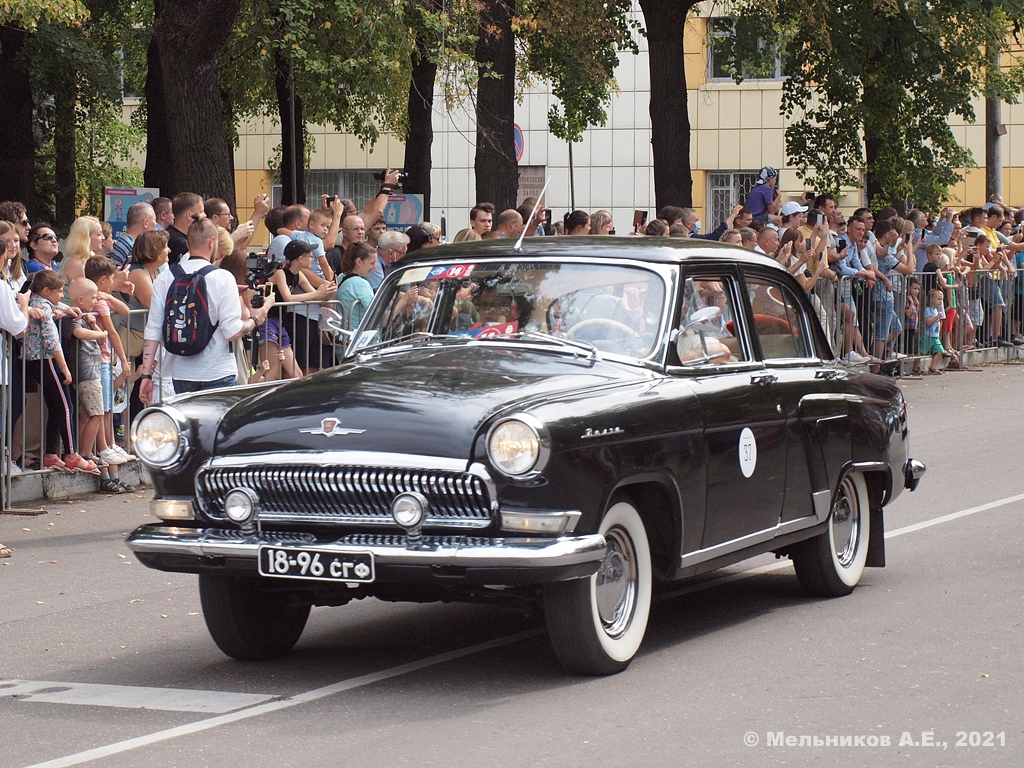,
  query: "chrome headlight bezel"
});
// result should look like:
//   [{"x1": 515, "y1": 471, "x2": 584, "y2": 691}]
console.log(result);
[
  {"x1": 131, "y1": 406, "x2": 192, "y2": 471},
  {"x1": 486, "y1": 414, "x2": 551, "y2": 479}
]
